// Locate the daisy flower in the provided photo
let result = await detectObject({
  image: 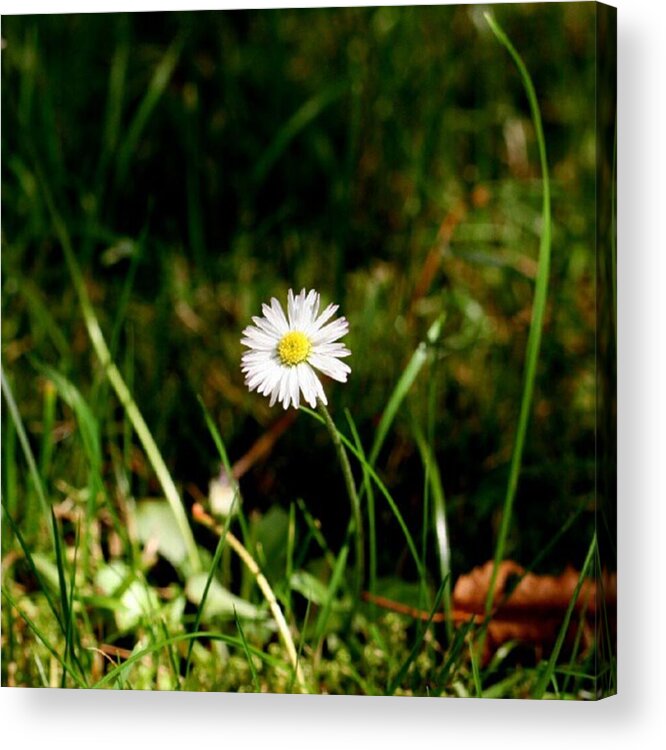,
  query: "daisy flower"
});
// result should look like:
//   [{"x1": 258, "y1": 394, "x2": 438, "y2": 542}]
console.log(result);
[{"x1": 241, "y1": 288, "x2": 351, "y2": 409}]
